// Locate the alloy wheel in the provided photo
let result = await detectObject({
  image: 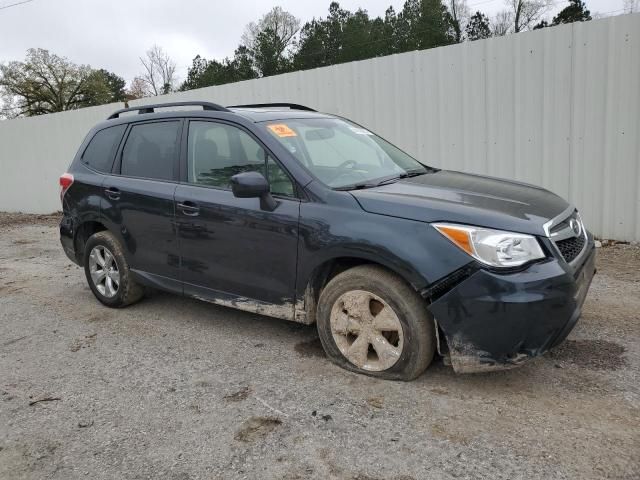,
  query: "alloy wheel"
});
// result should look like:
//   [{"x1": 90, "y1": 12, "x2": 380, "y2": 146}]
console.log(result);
[
  {"x1": 330, "y1": 289, "x2": 404, "y2": 371},
  {"x1": 88, "y1": 245, "x2": 120, "y2": 298}
]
